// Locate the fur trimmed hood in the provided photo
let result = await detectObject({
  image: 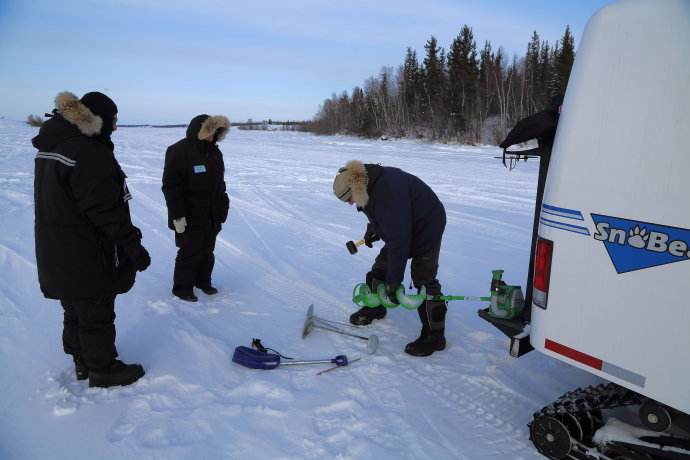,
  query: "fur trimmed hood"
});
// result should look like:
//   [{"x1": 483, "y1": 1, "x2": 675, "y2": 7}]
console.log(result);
[
  {"x1": 54, "y1": 91, "x2": 103, "y2": 136},
  {"x1": 333, "y1": 160, "x2": 369, "y2": 207},
  {"x1": 198, "y1": 115, "x2": 230, "y2": 142}
]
